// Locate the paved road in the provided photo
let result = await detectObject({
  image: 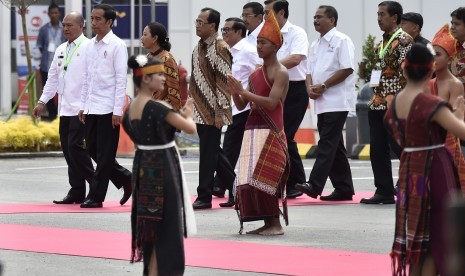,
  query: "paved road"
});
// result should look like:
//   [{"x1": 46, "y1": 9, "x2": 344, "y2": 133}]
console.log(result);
[{"x1": 0, "y1": 157, "x2": 399, "y2": 275}]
